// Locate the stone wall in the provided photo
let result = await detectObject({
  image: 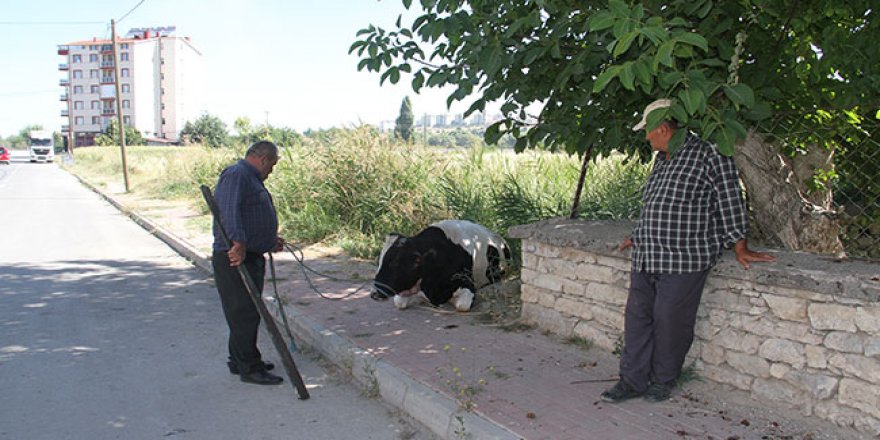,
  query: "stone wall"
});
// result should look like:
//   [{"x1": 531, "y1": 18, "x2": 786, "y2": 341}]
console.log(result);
[{"x1": 509, "y1": 218, "x2": 880, "y2": 436}]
